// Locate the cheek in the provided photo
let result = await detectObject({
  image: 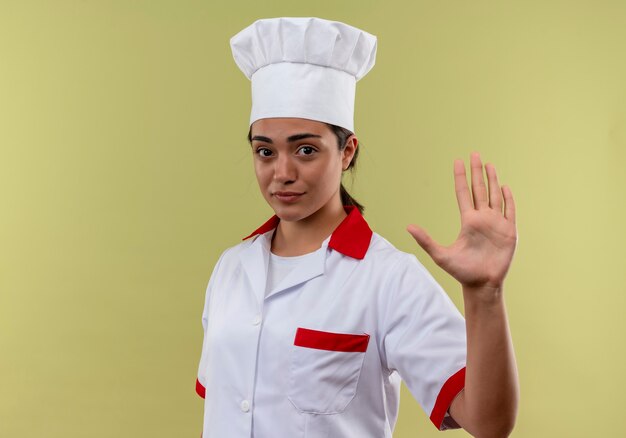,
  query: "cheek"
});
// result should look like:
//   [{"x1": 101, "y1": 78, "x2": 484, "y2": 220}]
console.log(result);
[
  {"x1": 254, "y1": 163, "x2": 270, "y2": 187},
  {"x1": 307, "y1": 160, "x2": 342, "y2": 191}
]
